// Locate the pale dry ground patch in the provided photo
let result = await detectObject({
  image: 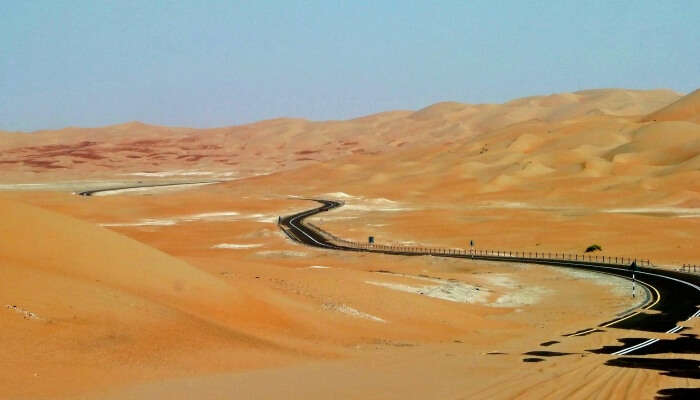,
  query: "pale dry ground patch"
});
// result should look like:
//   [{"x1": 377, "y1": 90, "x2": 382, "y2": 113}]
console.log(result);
[{"x1": 0, "y1": 182, "x2": 675, "y2": 399}]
